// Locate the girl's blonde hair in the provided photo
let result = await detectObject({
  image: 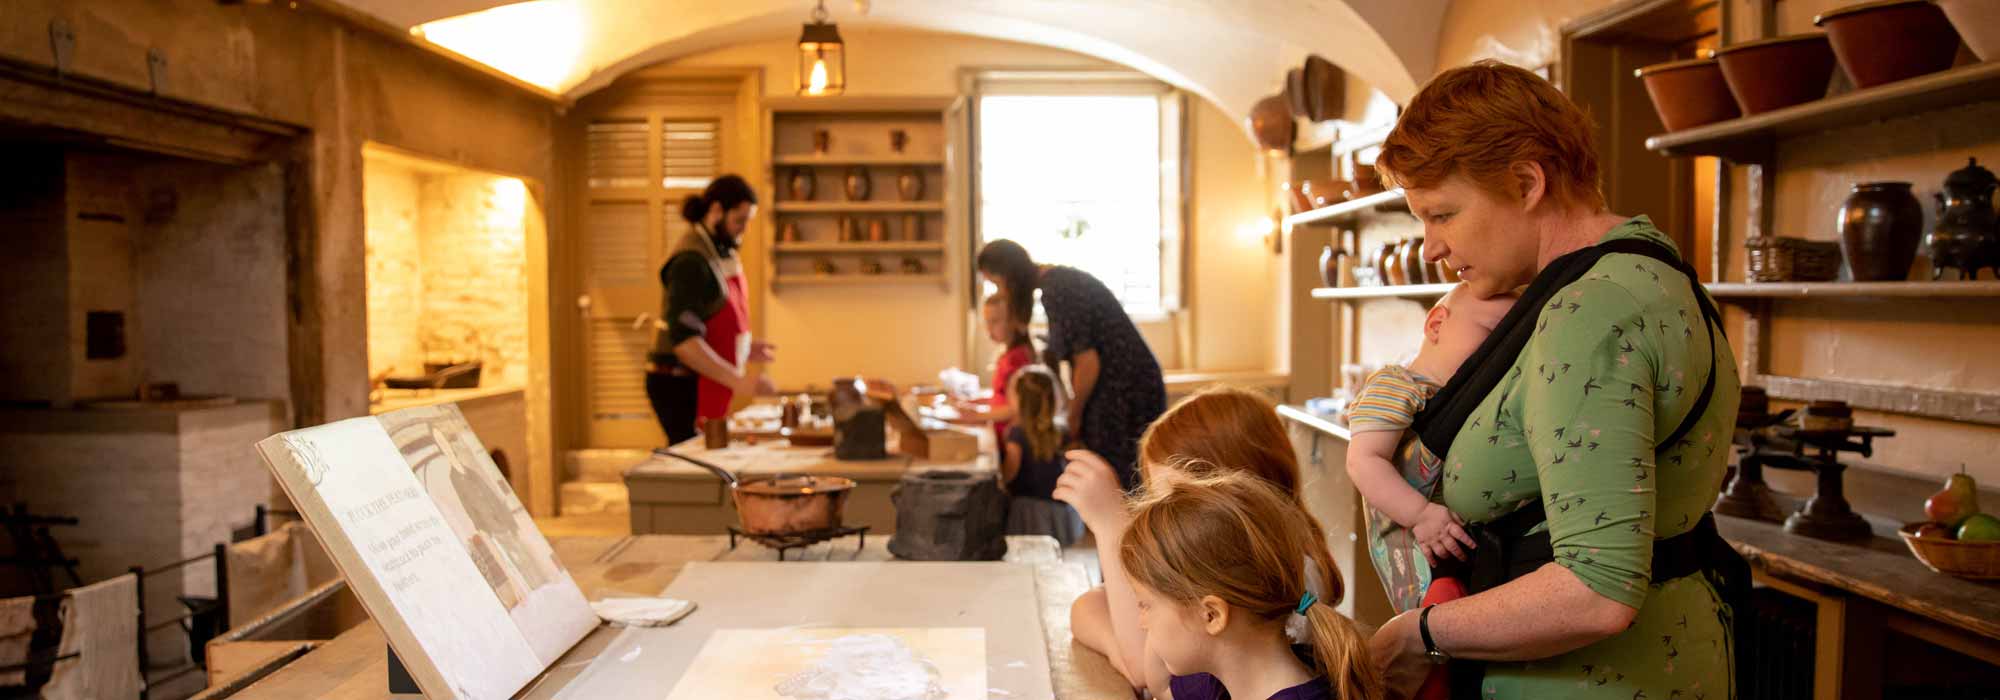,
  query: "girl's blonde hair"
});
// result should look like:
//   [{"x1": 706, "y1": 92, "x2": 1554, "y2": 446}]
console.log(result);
[
  {"x1": 1120, "y1": 472, "x2": 1382, "y2": 700},
  {"x1": 1008, "y1": 365, "x2": 1063, "y2": 462}
]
